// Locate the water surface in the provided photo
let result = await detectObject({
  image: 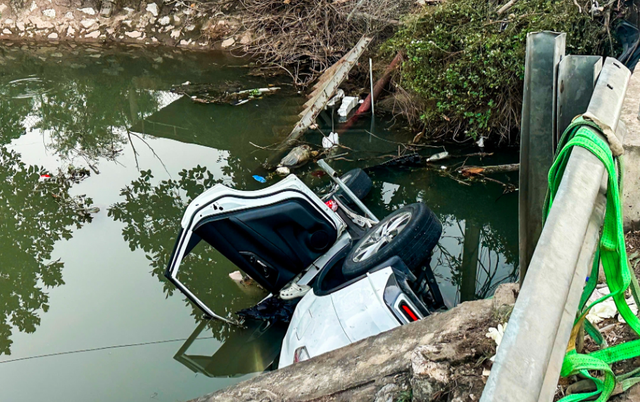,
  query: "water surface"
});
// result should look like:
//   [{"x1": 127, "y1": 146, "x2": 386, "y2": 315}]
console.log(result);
[{"x1": 0, "y1": 43, "x2": 518, "y2": 402}]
